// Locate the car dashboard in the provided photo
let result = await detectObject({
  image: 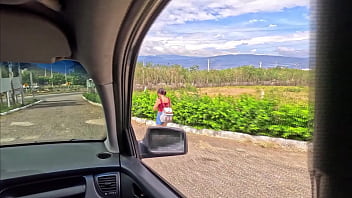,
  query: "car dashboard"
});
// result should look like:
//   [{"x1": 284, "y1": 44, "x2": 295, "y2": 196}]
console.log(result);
[{"x1": 0, "y1": 142, "x2": 146, "y2": 198}]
